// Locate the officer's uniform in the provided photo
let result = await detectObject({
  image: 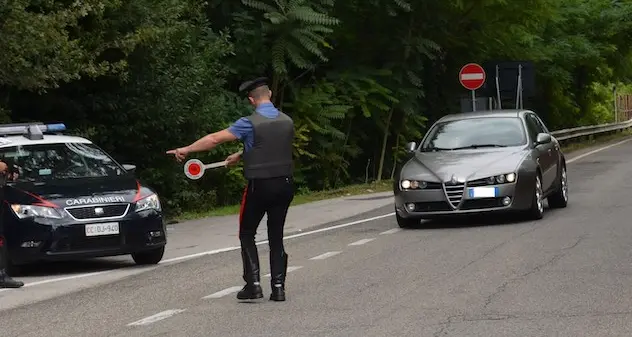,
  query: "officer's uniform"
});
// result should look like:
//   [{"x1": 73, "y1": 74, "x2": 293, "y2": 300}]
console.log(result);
[
  {"x1": 228, "y1": 78, "x2": 294, "y2": 301},
  {"x1": 0, "y1": 162, "x2": 24, "y2": 288}
]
